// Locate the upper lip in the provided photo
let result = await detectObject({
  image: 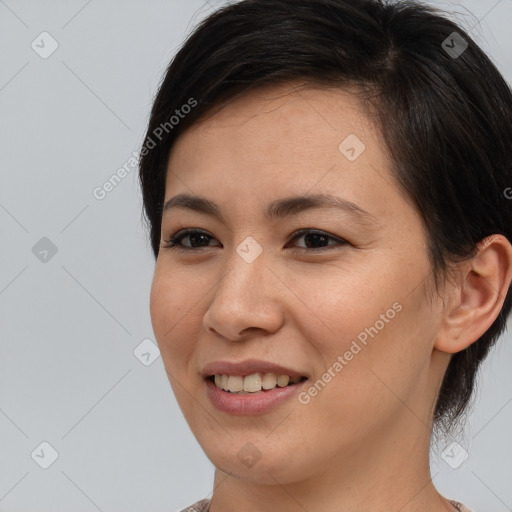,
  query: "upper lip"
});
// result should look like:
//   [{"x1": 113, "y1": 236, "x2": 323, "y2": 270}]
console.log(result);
[{"x1": 201, "y1": 359, "x2": 309, "y2": 379}]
